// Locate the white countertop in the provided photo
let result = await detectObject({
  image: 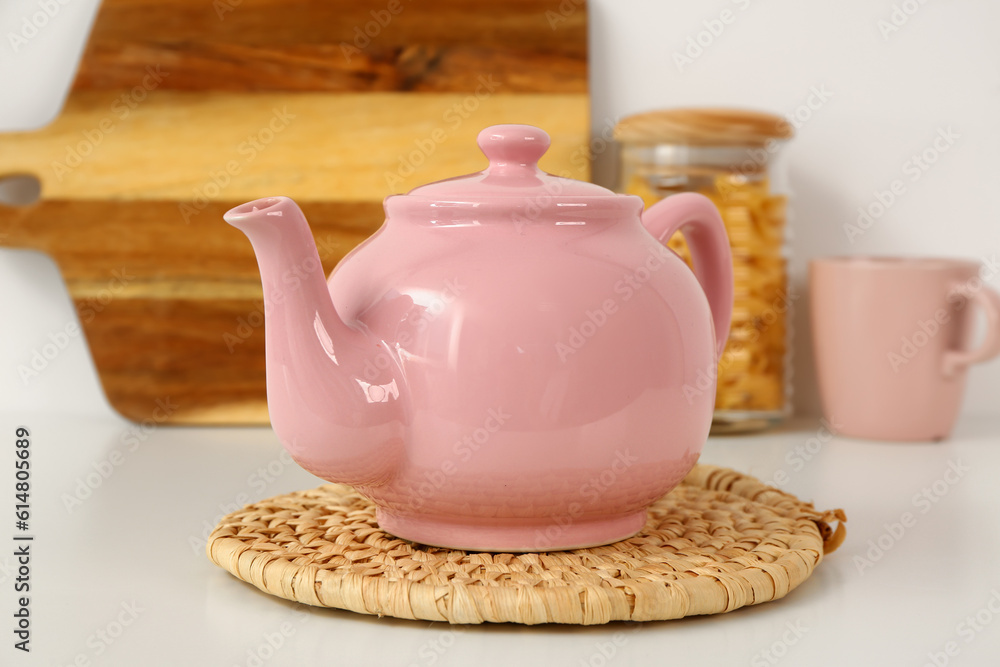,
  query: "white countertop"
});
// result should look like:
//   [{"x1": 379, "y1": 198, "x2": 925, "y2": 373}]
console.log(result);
[{"x1": 3, "y1": 411, "x2": 999, "y2": 667}]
